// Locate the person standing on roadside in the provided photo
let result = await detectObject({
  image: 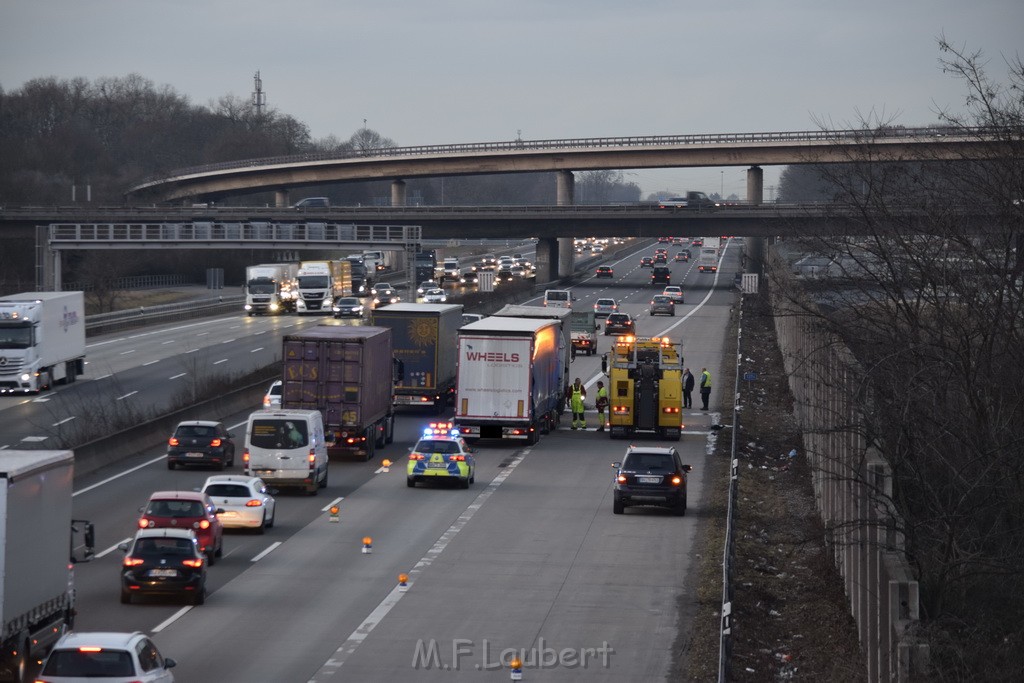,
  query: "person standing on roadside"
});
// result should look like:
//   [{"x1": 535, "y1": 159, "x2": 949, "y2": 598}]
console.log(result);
[
  {"x1": 682, "y1": 368, "x2": 694, "y2": 409},
  {"x1": 566, "y1": 377, "x2": 587, "y2": 430},
  {"x1": 595, "y1": 381, "x2": 609, "y2": 432},
  {"x1": 699, "y1": 367, "x2": 712, "y2": 410}
]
